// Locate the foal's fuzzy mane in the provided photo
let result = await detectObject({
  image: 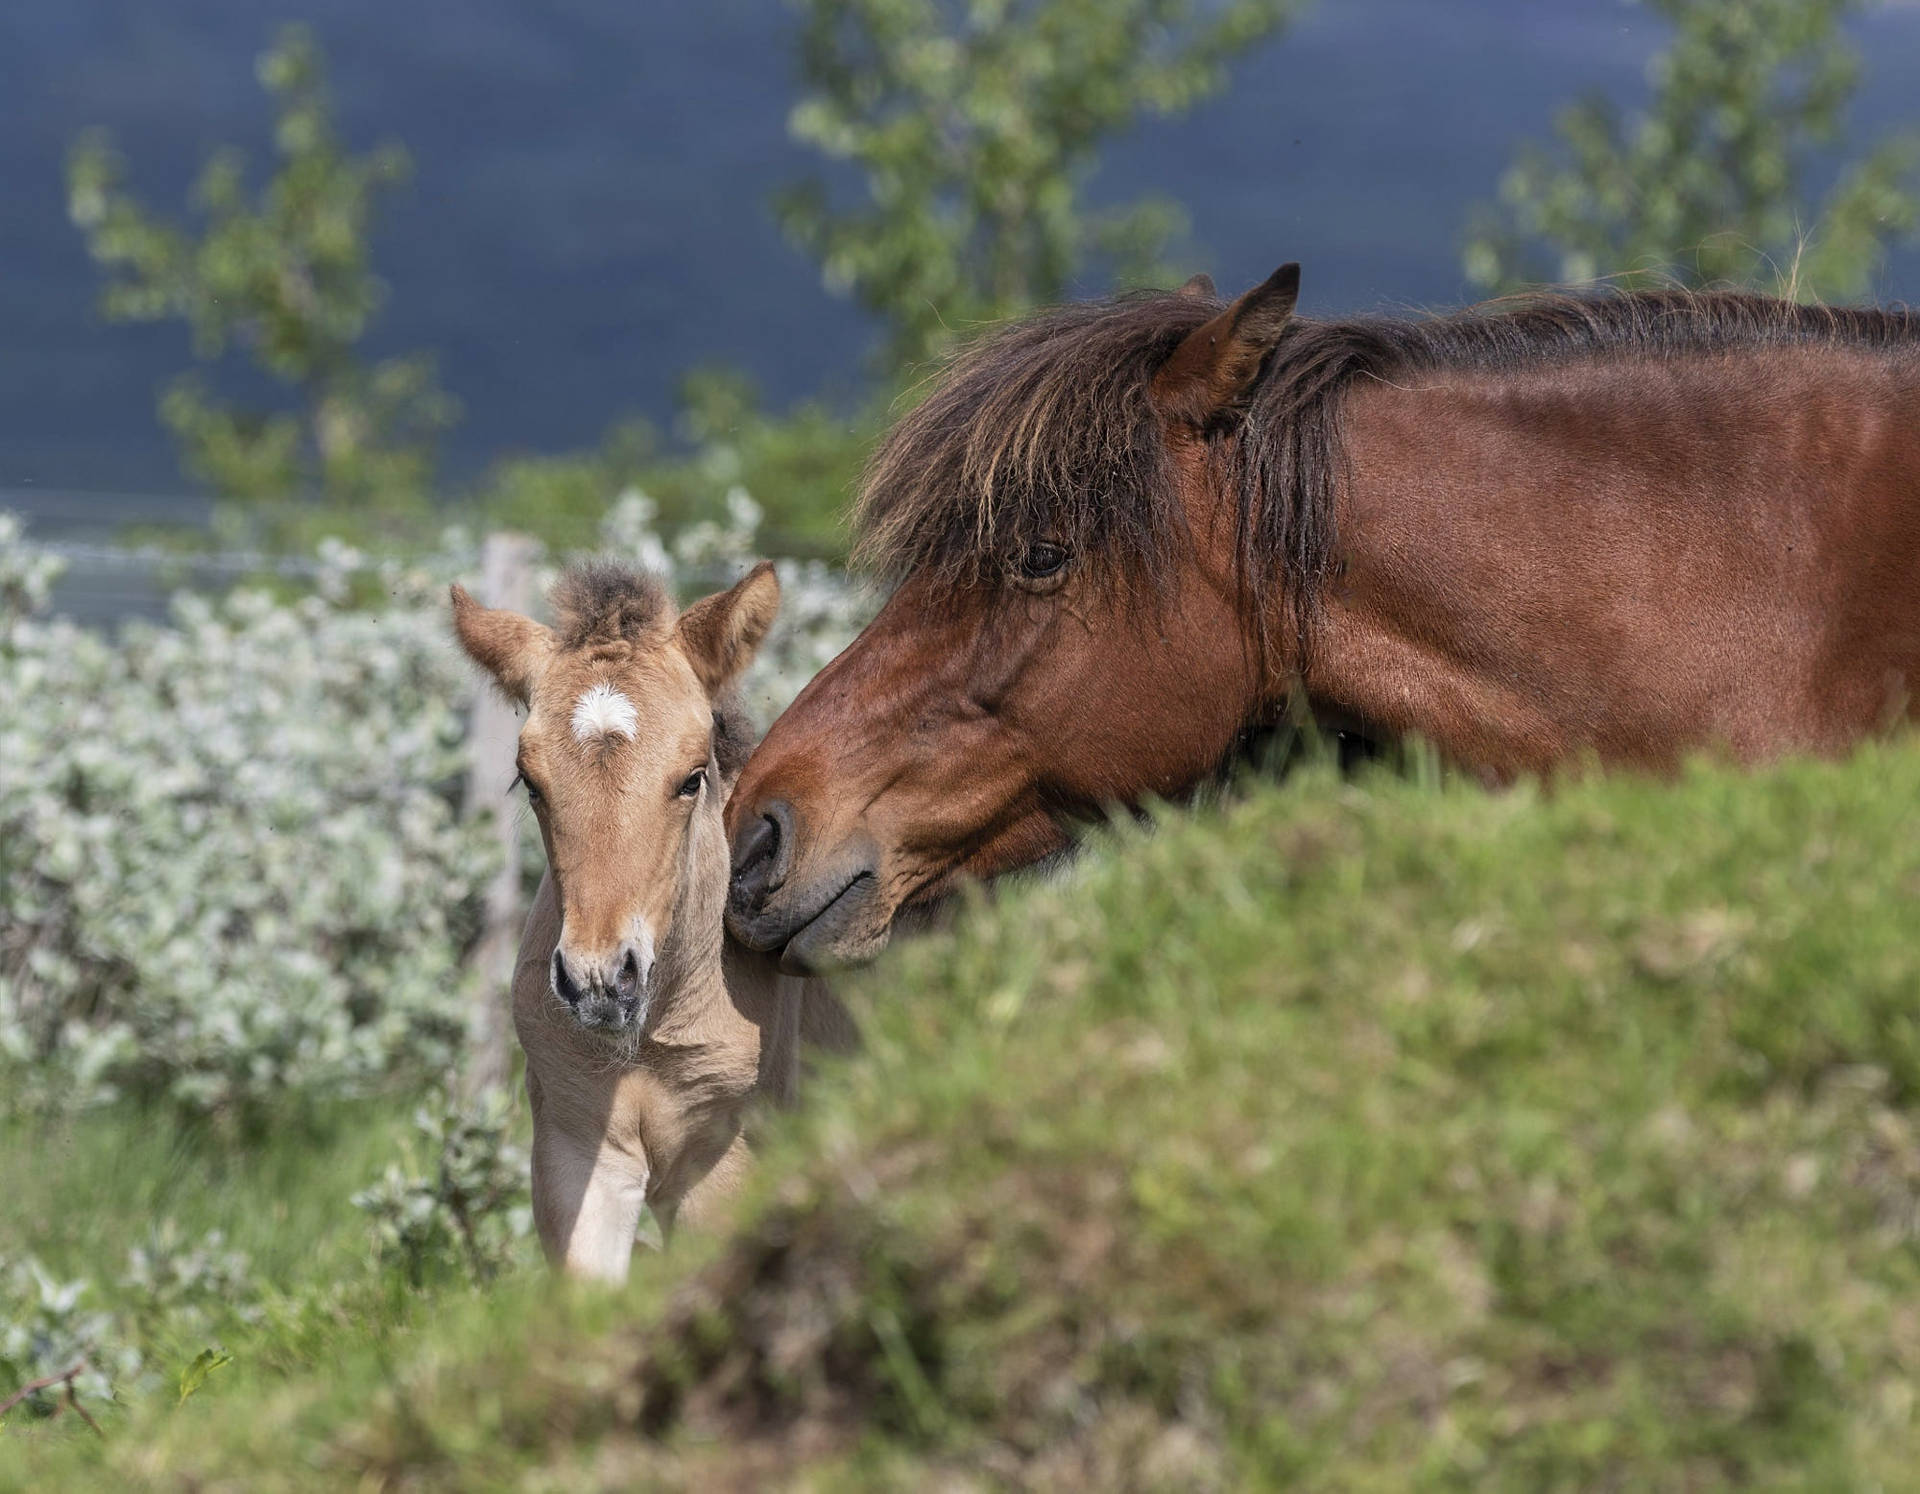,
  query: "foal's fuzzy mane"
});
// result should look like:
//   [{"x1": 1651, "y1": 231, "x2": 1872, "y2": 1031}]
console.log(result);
[
  {"x1": 856, "y1": 284, "x2": 1920, "y2": 649},
  {"x1": 550, "y1": 561, "x2": 673, "y2": 651}
]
